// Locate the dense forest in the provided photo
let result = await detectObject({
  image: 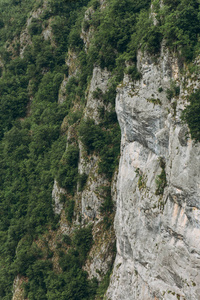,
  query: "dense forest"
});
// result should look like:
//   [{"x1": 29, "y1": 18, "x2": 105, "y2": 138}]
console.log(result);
[{"x1": 0, "y1": 0, "x2": 200, "y2": 299}]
